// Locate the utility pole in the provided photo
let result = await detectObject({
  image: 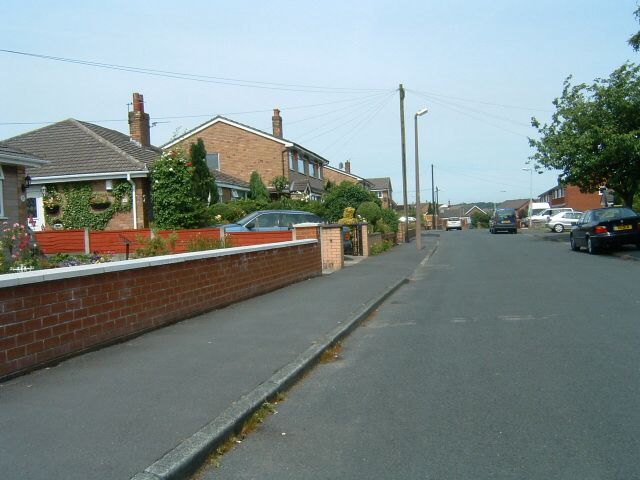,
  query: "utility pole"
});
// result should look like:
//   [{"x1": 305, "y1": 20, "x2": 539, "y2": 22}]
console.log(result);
[
  {"x1": 435, "y1": 186, "x2": 439, "y2": 230},
  {"x1": 399, "y1": 84, "x2": 409, "y2": 243},
  {"x1": 414, "y1": 108, "x2": 428, "y2": 250},
  {"x1": 431, "y1": 164, "x2": 435, "y2": 231}
]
